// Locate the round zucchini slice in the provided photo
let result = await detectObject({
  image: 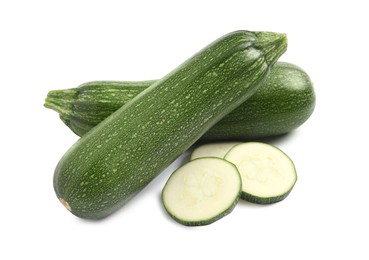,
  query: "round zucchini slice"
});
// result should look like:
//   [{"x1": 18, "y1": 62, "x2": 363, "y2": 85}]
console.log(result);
[
  {"x1": 224, "y1": 142, "x2": 297, "y2": 204},
  {"x1": 162, "y1": 157, "x2": 241, "y2": 226}
]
